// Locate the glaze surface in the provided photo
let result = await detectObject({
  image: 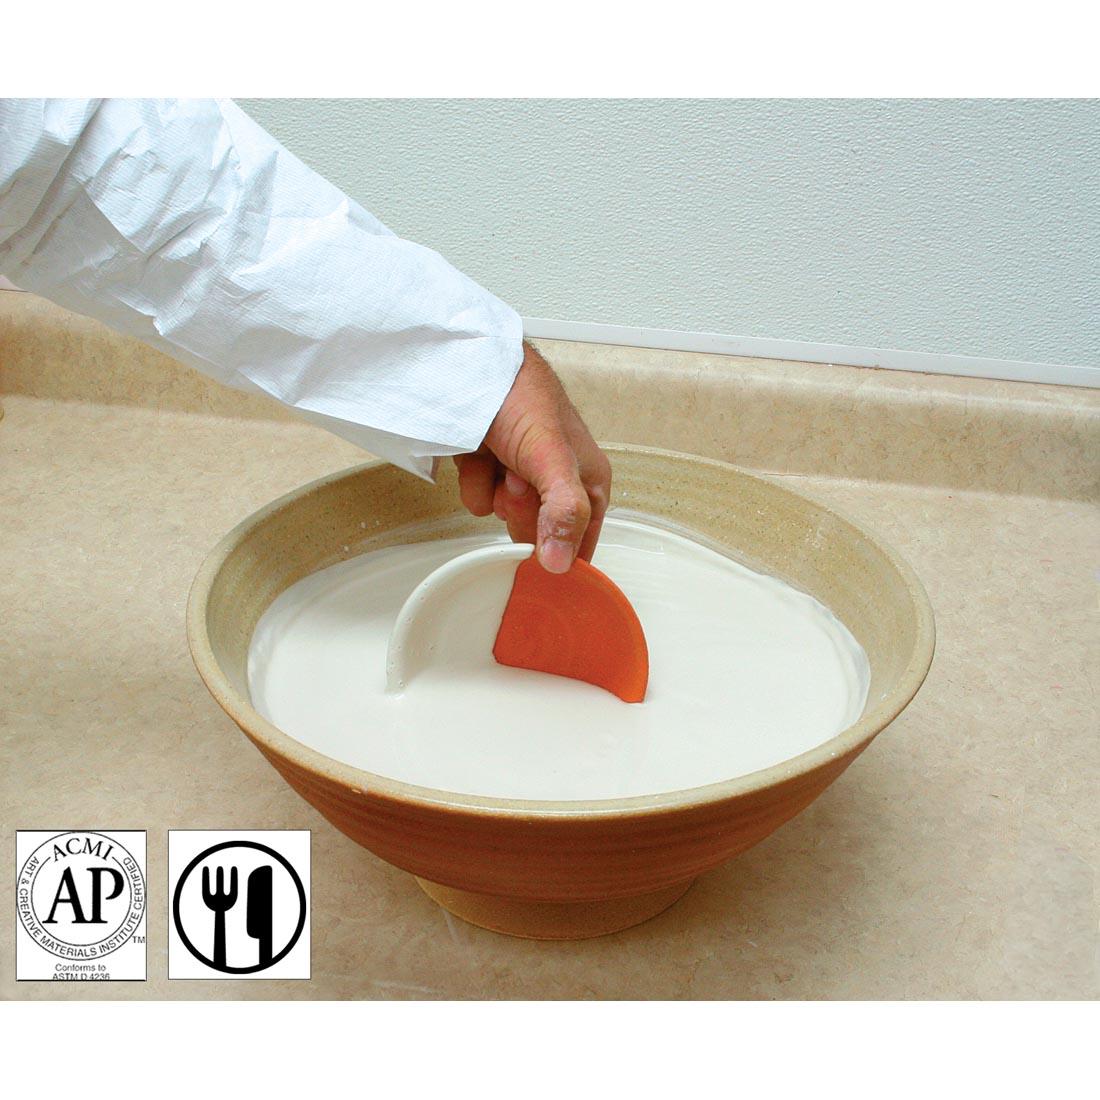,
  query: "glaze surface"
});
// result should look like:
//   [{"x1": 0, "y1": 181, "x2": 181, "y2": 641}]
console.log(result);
[{"x1": 247, "y1": 517, "x2": 870, "y2": 800}]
